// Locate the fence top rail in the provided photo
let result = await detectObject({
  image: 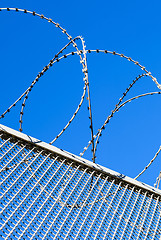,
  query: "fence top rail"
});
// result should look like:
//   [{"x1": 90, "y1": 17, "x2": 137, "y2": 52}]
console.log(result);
[{"x1": 0, "y1": 123, "x2": 160, "y2": 197}]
